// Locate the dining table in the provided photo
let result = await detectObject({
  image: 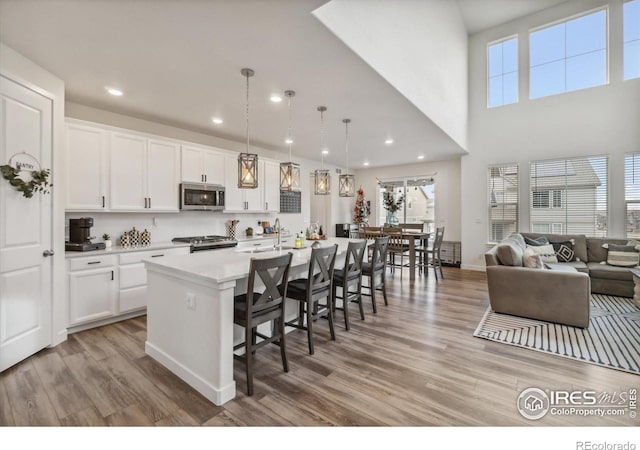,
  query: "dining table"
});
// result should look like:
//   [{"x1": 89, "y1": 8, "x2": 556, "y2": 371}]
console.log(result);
[{"x1": 359, "y1": 229, "x2": 431, "y2": 281}]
